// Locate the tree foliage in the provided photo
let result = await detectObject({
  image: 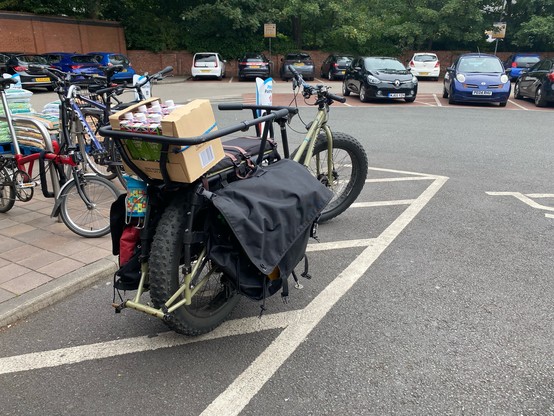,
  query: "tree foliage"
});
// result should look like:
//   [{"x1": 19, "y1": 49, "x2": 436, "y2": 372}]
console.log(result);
[{"x1": 1, "y1": 0, "x2": 553, "y2": 55}]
